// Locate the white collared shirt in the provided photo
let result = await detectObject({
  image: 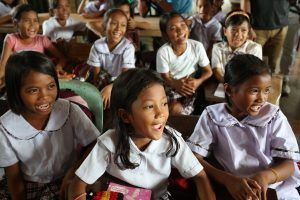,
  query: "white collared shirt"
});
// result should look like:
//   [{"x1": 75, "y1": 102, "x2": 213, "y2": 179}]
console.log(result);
[
  {"x1": 76, "y1": 126, "x2": 203, "y2": 199},
  {"x1": 211, "y1": 40, "x2": 262, "y2": 71},
  {"x1": 87, "y1": 37, "x2": 135, "y2": 78},
  {"x1": 187, "y1": 103, "x2": 300, "y2": 199},
  {"x1": 0, "y1": 99, "x2": 100, "y2": 183}
]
